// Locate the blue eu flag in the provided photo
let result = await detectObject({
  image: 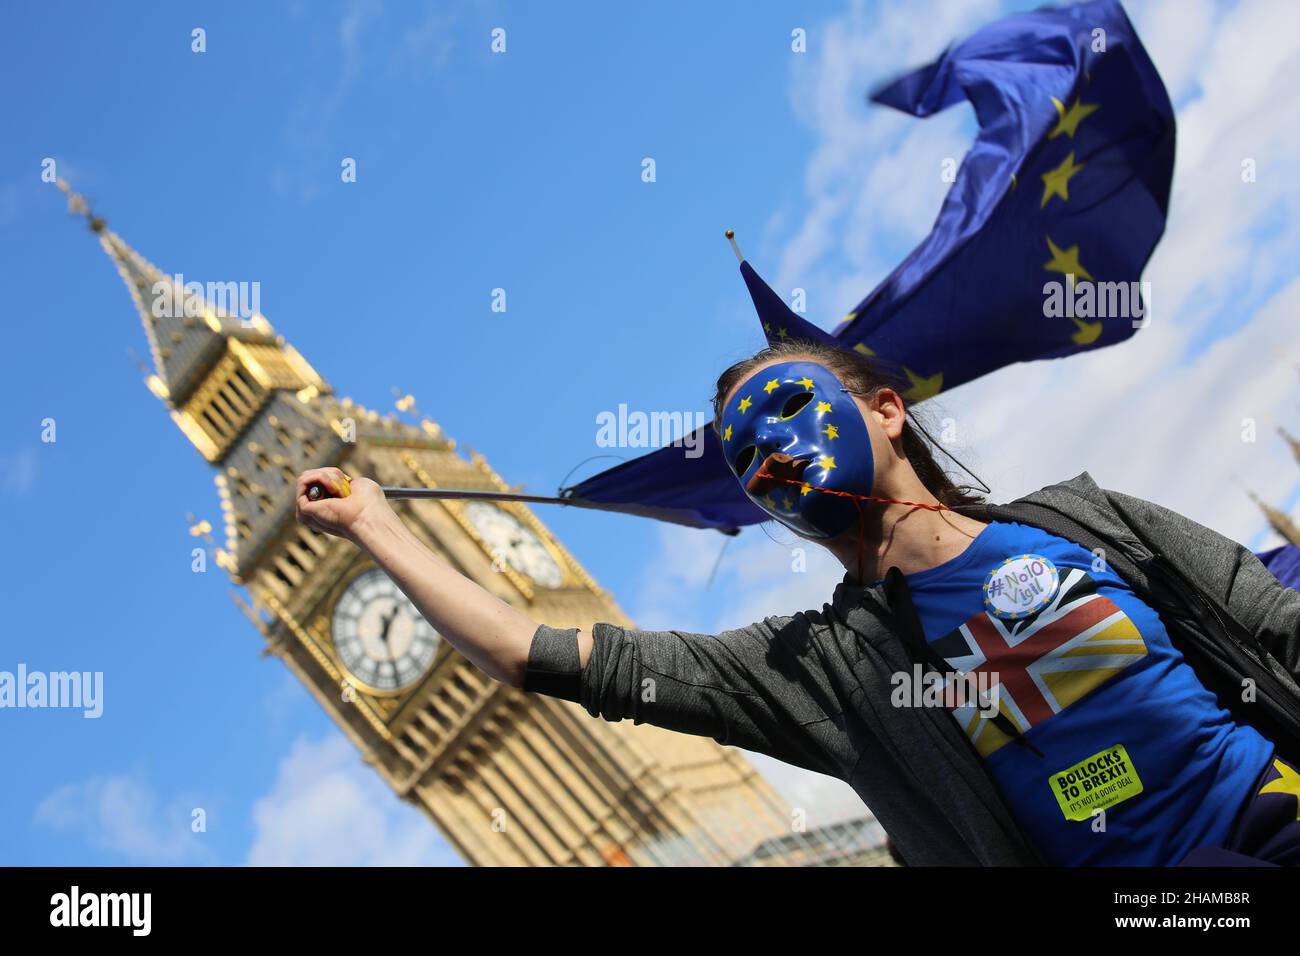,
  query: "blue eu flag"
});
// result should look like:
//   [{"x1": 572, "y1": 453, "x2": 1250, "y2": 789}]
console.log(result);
[
  {"x1": 567, "y1": 0, "x2": 1174, "y2": 532},
  {"x1": 832, "y1": 0, "x2": 1174, "y2": 400}
]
